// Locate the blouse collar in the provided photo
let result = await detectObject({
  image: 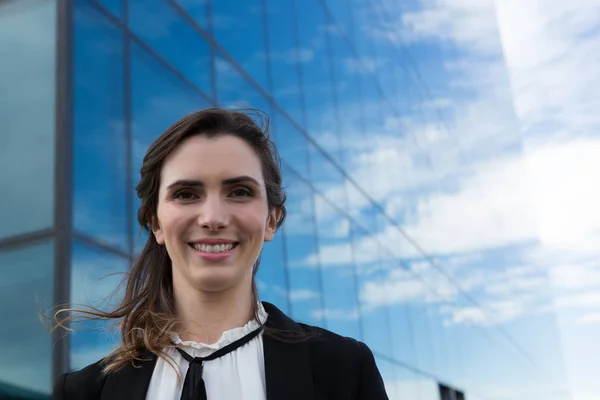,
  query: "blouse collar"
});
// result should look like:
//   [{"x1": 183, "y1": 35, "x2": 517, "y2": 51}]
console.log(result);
[{"x1": 171, "y1": 302, "x2": 268, "y2": 353}]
